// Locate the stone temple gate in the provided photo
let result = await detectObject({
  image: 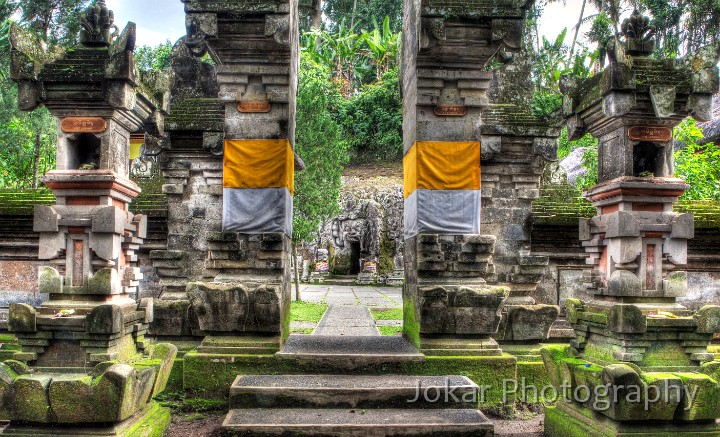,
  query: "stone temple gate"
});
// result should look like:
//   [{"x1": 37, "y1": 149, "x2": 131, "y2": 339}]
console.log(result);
[{"x1": 3, "y1": 0, "x2": 720, "y2": 436}]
